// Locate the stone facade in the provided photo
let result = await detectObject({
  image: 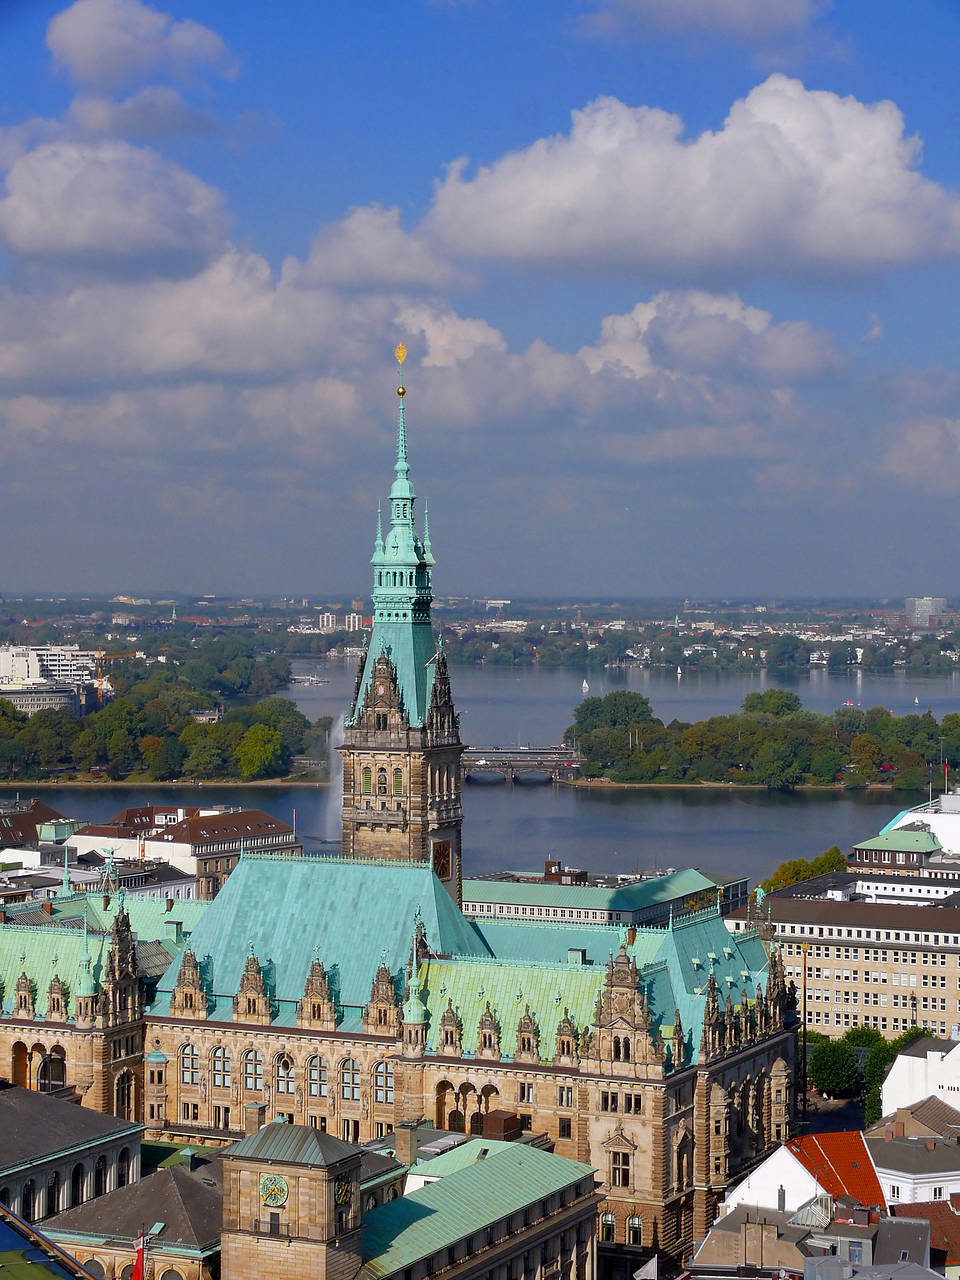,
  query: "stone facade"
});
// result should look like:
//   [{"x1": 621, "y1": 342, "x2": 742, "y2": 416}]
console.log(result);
[
  {"x1": 340, "y1": 647, "x2": 463, "y2": 903},
  {"x1": 0, "y1": 910, "x2": 145, "y2": 1122},
  {"x1": 144, "y1": 940, "x2": 795, "y2": 1262}
]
